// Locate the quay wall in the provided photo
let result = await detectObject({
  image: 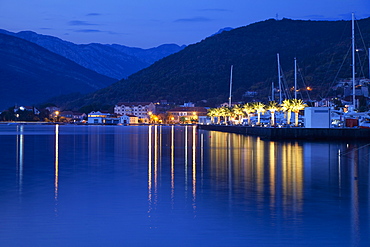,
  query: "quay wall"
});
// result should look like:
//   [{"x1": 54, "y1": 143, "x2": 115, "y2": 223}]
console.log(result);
[{"x1": 197, "y1": 125, "x2": 370, "y2": 140}]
